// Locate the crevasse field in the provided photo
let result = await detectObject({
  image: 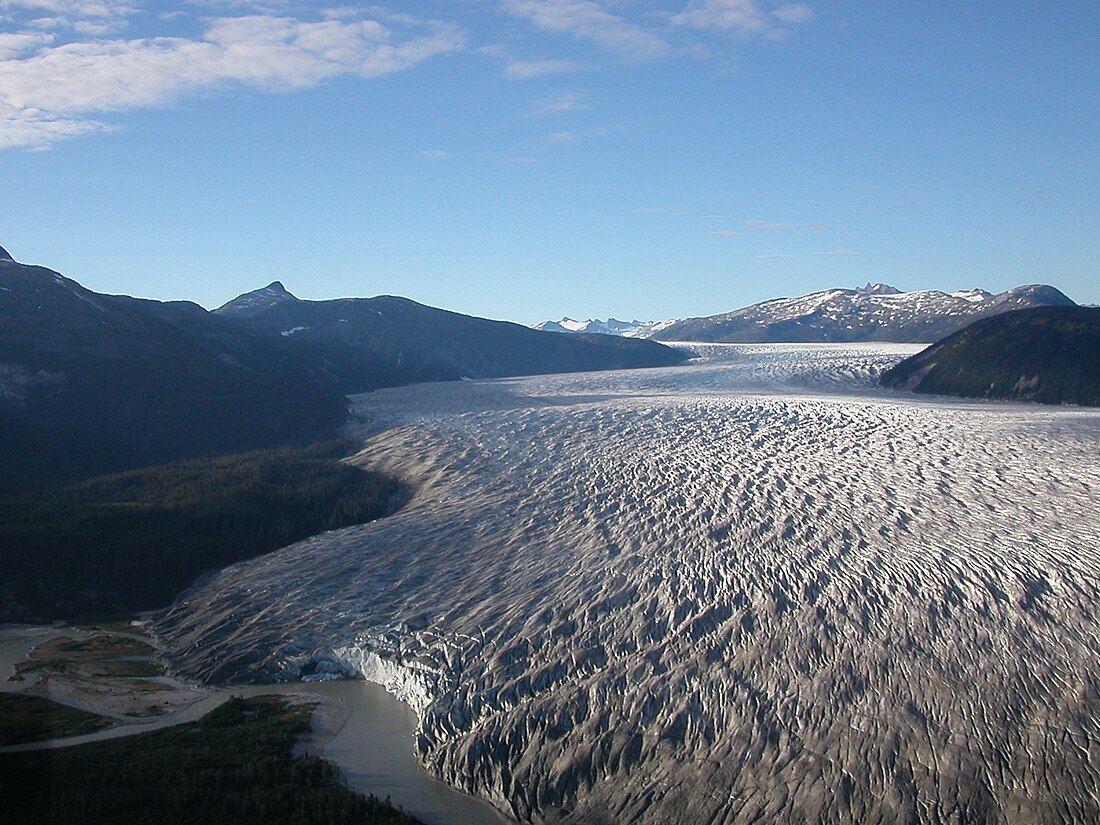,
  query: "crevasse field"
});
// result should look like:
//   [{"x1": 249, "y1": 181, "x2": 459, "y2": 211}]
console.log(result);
[{"x1": 157, "y1": 344, "x2": 1100, "y2": 824}]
